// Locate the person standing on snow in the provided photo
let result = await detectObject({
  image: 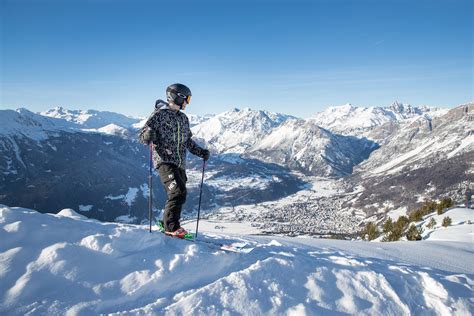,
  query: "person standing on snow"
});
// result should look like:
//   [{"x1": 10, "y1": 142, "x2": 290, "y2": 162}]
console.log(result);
[{"x1": 139, "y1": 83, "x2": 210, "y2": 237}]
